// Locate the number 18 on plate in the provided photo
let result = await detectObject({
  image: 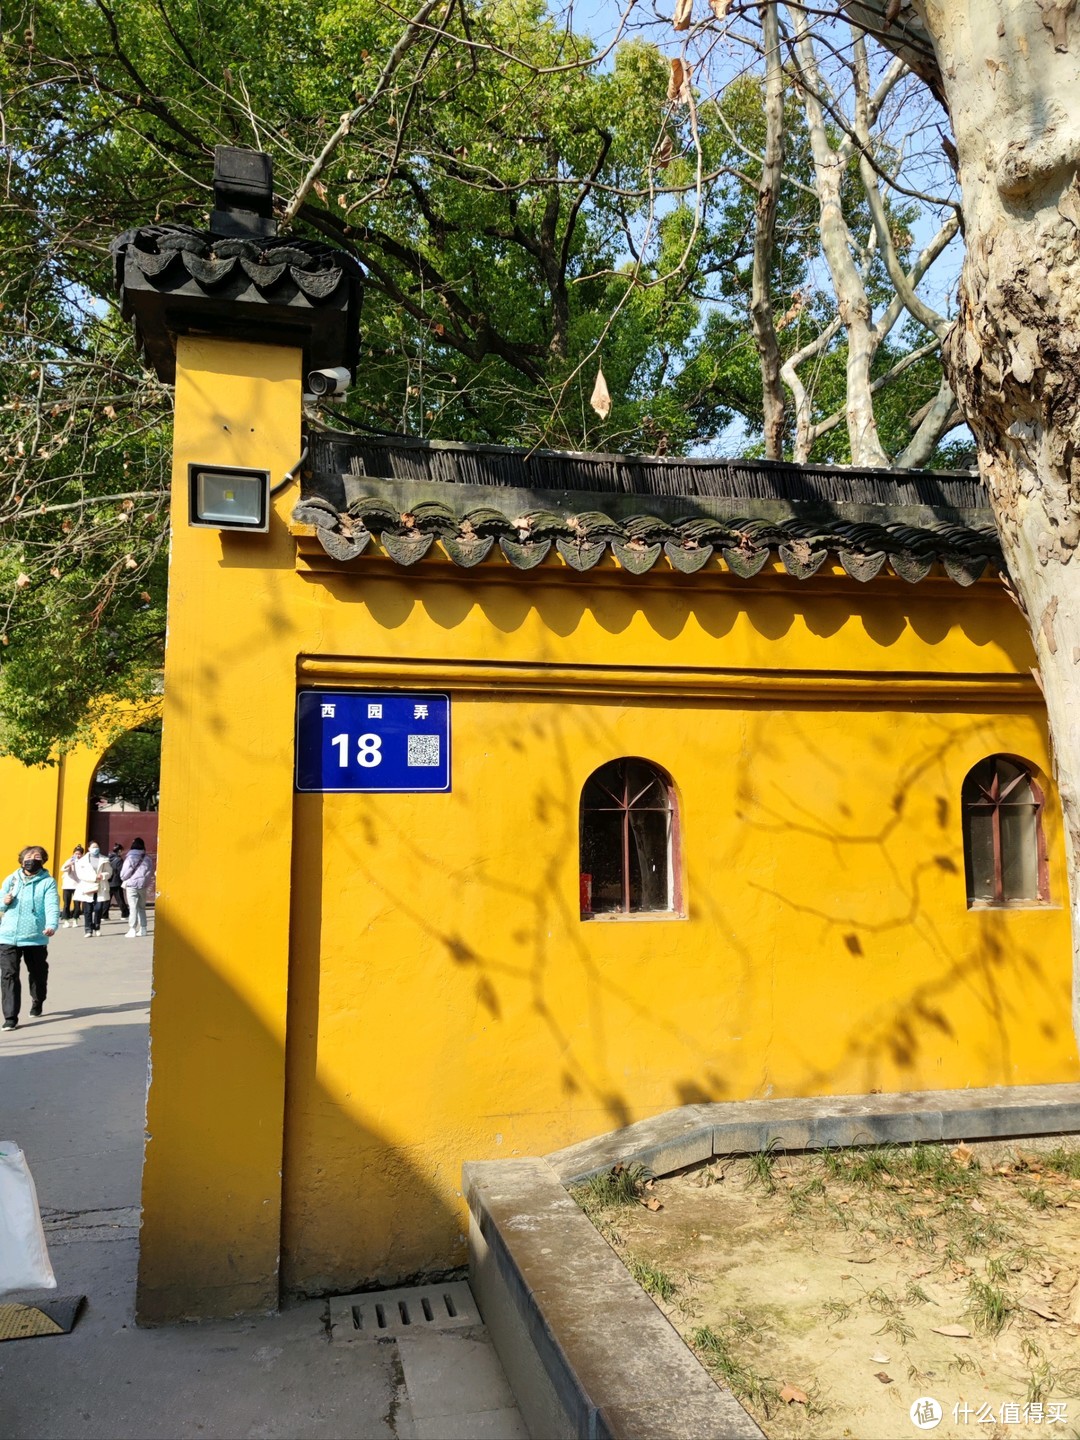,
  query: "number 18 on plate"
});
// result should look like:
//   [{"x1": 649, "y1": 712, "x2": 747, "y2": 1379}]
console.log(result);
[{"x1": 295, "y1": 690, "x2": 451, "y2": 793}]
